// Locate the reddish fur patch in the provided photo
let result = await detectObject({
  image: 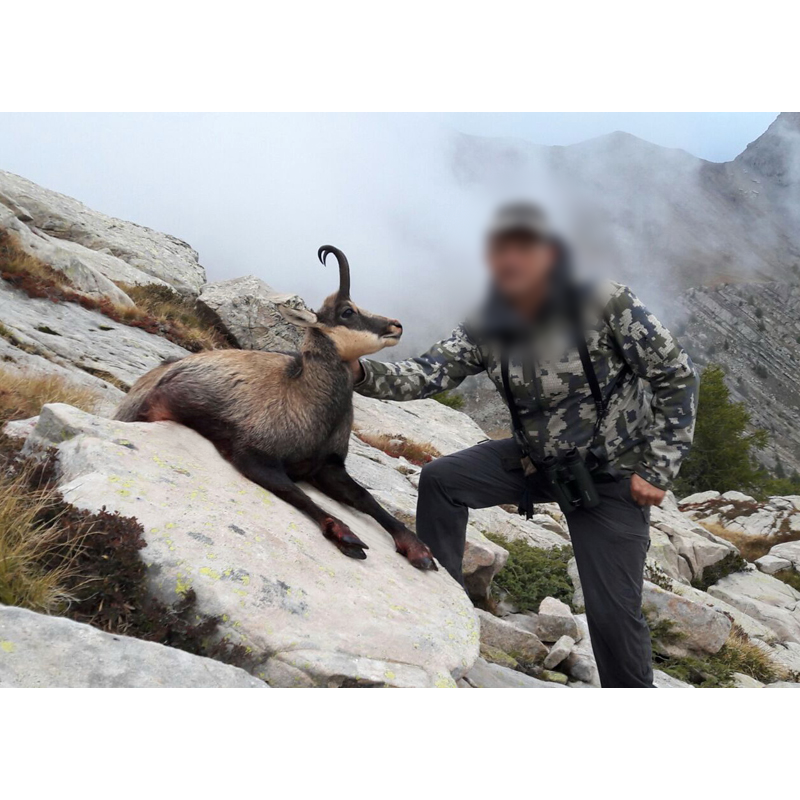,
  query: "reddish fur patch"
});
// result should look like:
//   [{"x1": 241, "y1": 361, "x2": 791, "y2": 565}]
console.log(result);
[{"x1": 145, "y1": 397, "x2": 174, "y2": 423}]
